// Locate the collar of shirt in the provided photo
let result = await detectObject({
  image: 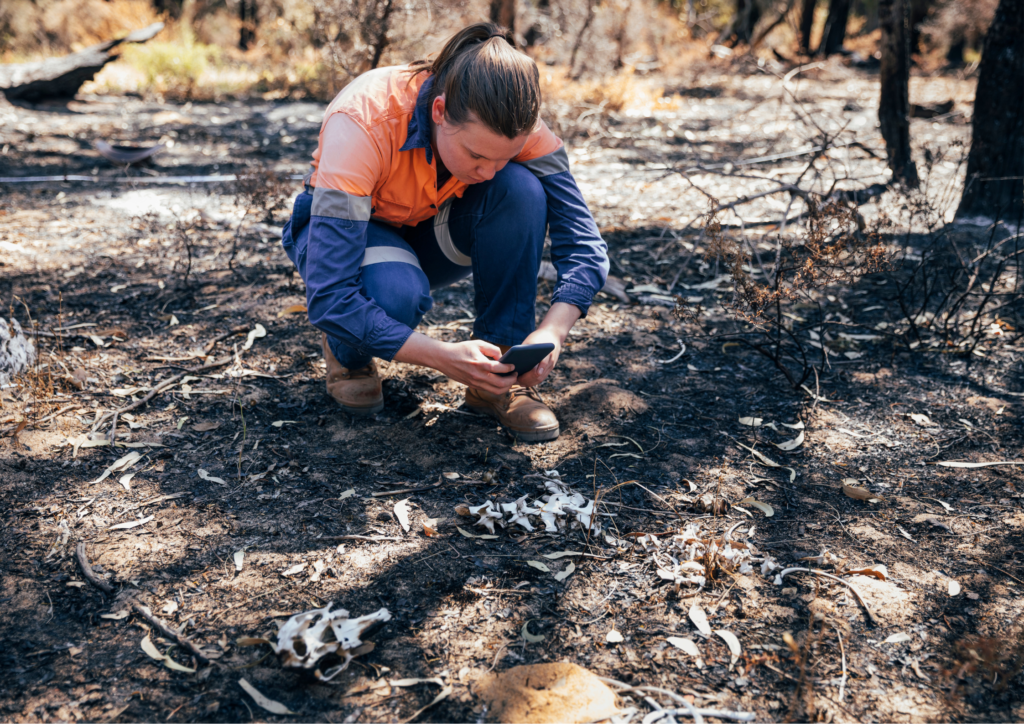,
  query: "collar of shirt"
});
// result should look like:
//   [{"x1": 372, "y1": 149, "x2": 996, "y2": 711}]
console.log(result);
[{"x1": 399, "y1": 74, "x2": 435, "y2": 164}]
